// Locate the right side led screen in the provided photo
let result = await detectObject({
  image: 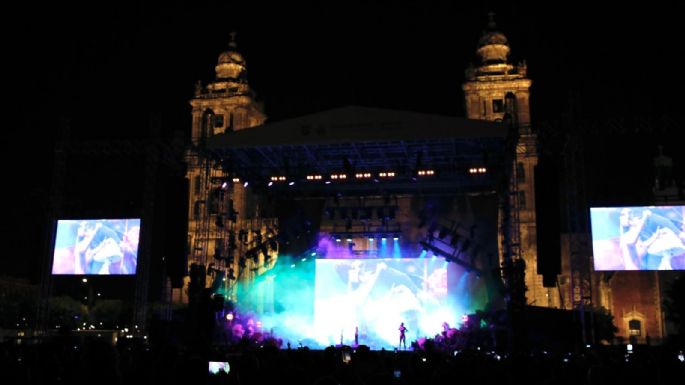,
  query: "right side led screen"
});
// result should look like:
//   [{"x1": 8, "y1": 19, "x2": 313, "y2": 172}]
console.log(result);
[{"x1": 590, "y1": 206, "x2": 685, "y2": 271}]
